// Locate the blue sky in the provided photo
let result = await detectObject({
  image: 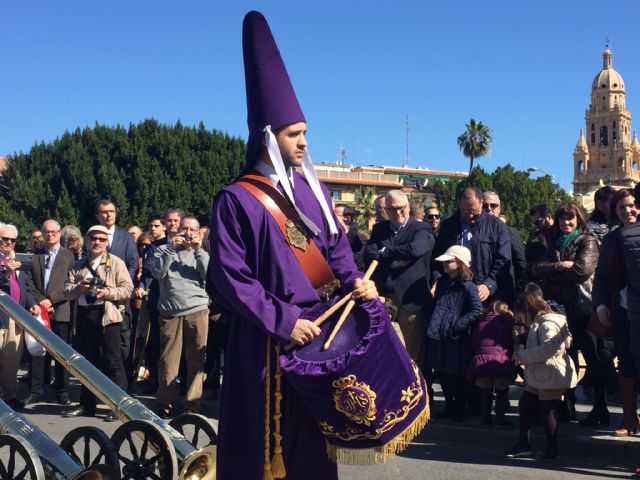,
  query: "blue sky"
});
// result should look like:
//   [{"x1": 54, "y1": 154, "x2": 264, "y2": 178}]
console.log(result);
[{"x1": 2, "y1": 1, "x2": 640, "y2": 191}]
